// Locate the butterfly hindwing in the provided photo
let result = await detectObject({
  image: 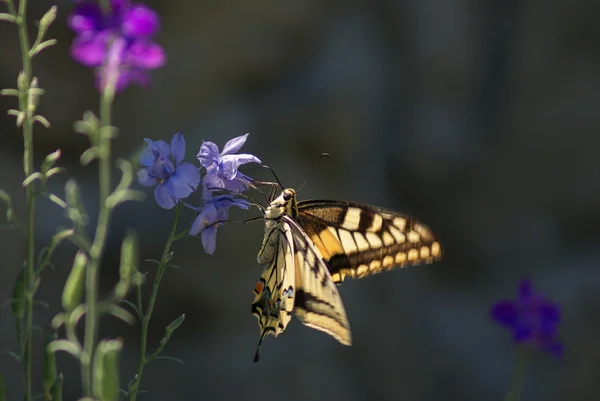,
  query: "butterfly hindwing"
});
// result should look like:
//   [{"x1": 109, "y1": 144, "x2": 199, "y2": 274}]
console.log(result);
[
  {"x1": 296, "y1": 200, "x2": 443, "y2": 283},
  {"x1": 251, "y1": 223, "x2": 295, "y2": 361},
  {"x1": 285, "y1": 216, "x2": 352, "y2": 346}
]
